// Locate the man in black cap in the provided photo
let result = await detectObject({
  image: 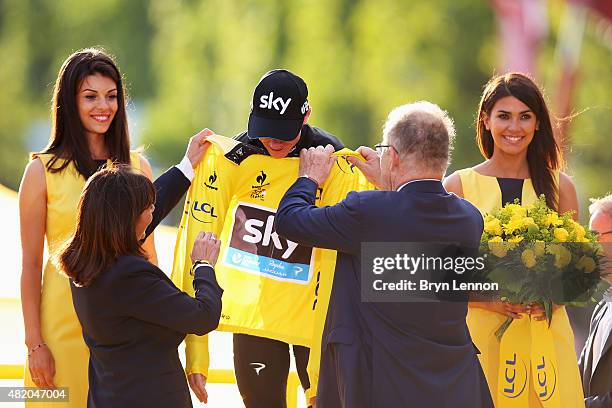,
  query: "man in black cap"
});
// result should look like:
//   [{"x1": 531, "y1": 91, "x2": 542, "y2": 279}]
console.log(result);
[
  {"x1": 237, "y1": 68, "x2": 343, "y2": 156},
  {"x1": 187, "y1": 69, "x2": 343, "y2": 408}
]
